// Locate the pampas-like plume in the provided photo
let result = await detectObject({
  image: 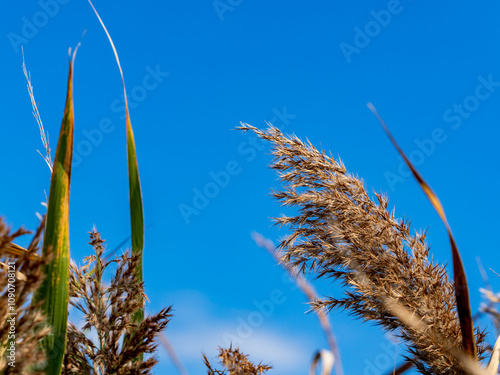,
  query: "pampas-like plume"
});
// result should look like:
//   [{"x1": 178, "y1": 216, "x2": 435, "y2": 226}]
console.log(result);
[
  {"x1": 63, "y1": 229, "x2": 171, "y2": 375},
  {"x1": 0, "y1": 217, "x2": 51, "y2": 374},
  {"x1": 238, "y1": 124, "x2": 487, "y2": 375},
  {"x1": 203, "y1": 347, "x2": 272, "y2": 375}
]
